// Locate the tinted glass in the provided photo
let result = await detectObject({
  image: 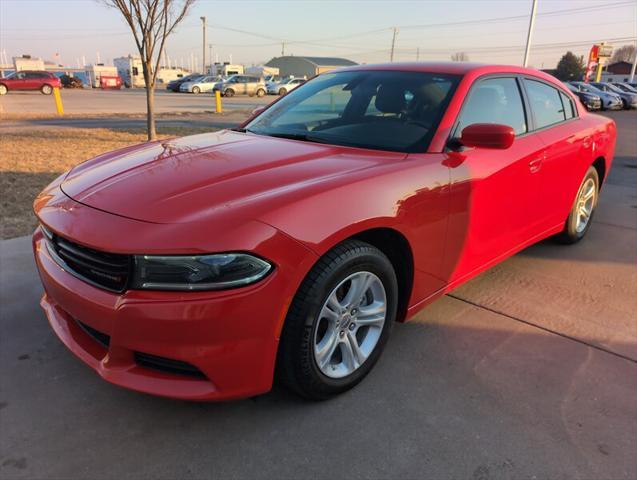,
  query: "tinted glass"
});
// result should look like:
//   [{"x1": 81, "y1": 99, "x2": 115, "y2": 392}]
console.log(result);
[
  {"x1": 246, "y1": 70, "x2": 459, "y2": 153},
  {"x1": 457, "y1": 77, "x2": 527, "y2": 135},
  {"x1": 559, "y1": 91, "x2": 575, "y2": 119},
  {"x1": 525, "y1": 79, "x2": 566, "y2": 129}
]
